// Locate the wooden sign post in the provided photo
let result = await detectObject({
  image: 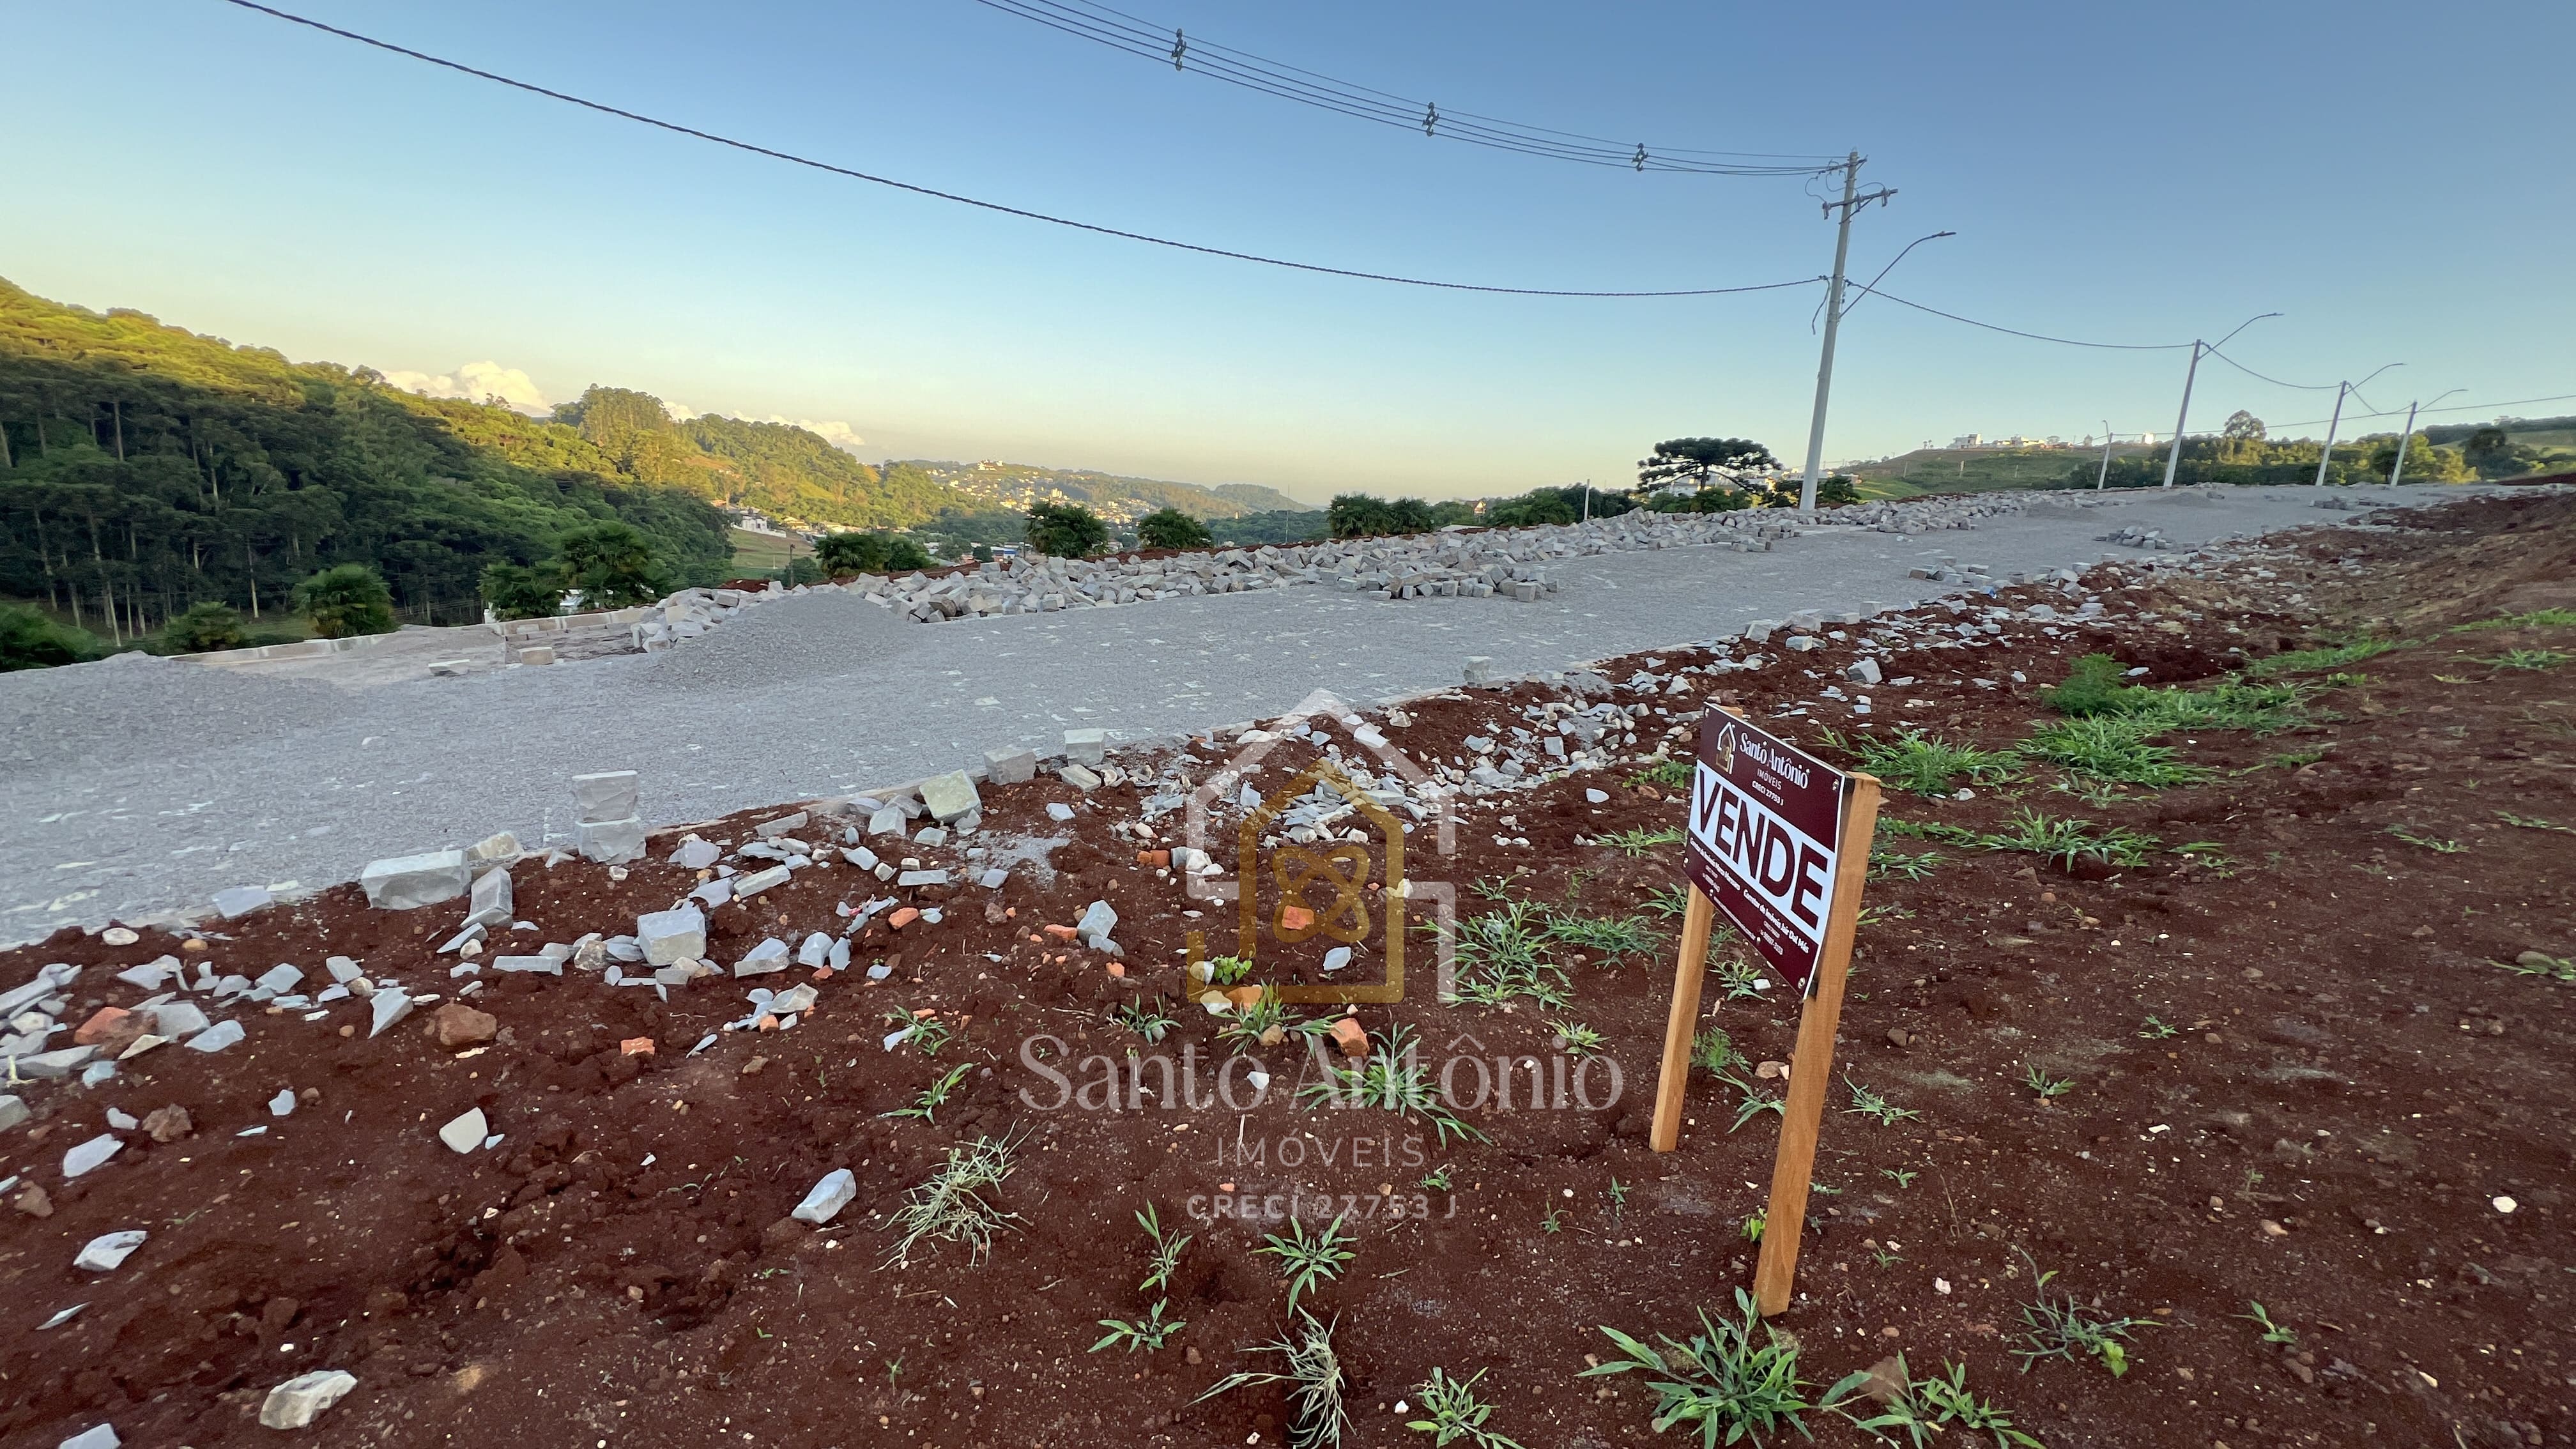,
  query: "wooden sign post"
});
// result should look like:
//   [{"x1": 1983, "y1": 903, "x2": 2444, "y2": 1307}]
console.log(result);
[{"x1": 1648, "y1": 706, "x2": 1881, "y2": 1317}]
